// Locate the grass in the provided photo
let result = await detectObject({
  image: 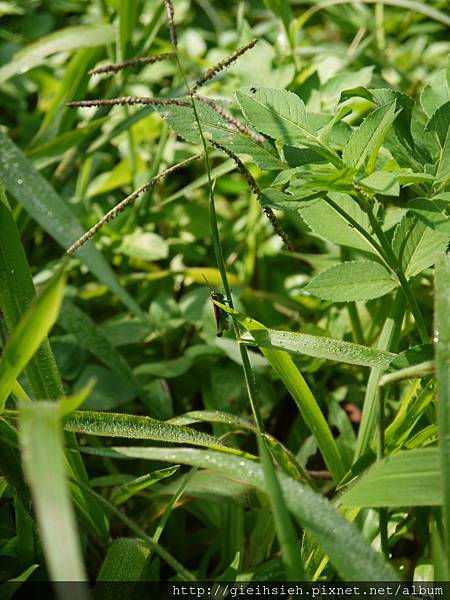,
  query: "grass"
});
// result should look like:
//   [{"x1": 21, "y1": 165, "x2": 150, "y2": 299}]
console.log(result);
[{"x1": 0, "y1": 0, "x2": 448, "y2": 591}]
